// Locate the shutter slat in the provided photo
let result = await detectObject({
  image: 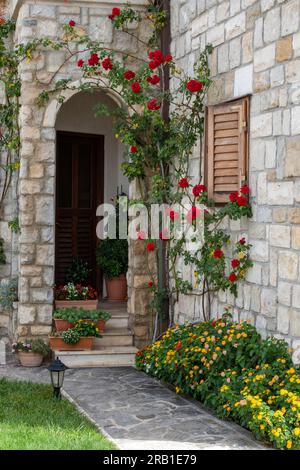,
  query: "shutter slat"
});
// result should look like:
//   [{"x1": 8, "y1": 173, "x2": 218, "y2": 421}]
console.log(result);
[{"x1": 205, "y1": 97, "x2": 249, "y2": 203}]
